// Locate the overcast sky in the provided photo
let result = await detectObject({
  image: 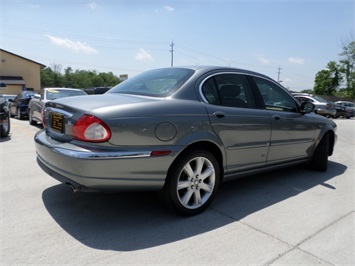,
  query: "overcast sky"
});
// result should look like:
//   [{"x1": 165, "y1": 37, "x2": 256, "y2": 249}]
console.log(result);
[{"x1": 1, "y1": 0, "x2": 354, "y2": 91}]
